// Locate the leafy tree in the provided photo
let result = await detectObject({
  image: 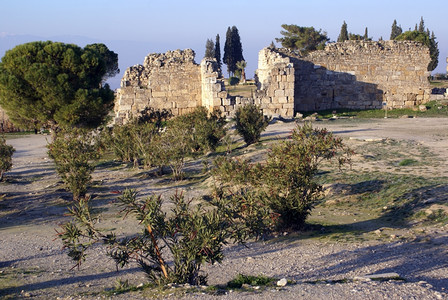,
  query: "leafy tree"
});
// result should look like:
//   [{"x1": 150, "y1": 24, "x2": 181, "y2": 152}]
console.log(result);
[
  {"x1": 234, "y1": 104, "x2": 269, "y2": 145},
  {"x1": 275, "y1": 24, "x2": 329, "y2": 55},
  {"x1": 223, "y1": 26, "x2": 244, "y2": 76},
  {"x1": 395, "y1": 30, "x2": 439, "y2": 71},
  {"x1": 214, "y1": 34, "x2": 222, "y2": 71},
  {"x1": 0, "y1": 41, "x2": 117, "y2": 131},
  {"x1": 337, "y1": 21, "x2": 349, "y2": 42},
  {"x1": 0, "y1": 136, "x2": 15, "y2": 181},
  {"x1": 84, "y1": 43, "x2": 119, "y2": 84},
  {"x1": 236, "y1": 60, "x2": 247, "y2": 83},
  {"x1": 204, "y1": 38, "x2": 215, "y2": 59},
  {"x1": 390, "y1": 20, "x2": 403, "y2": 40}
]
